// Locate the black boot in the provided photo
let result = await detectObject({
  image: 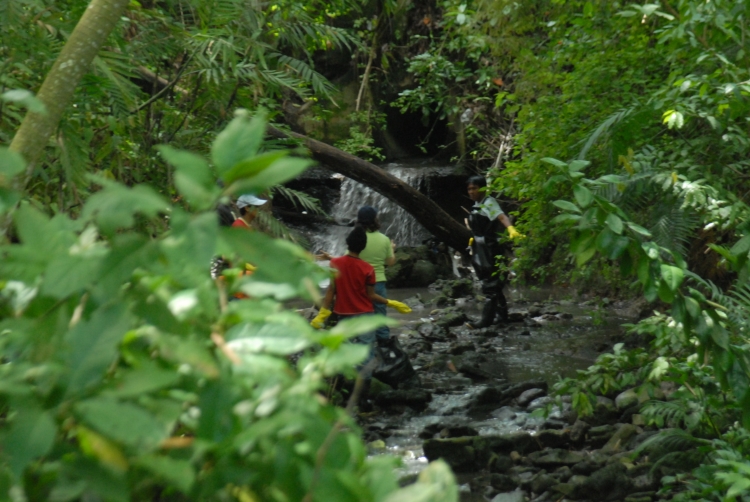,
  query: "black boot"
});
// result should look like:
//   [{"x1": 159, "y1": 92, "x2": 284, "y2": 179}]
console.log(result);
[
  {"x1": 496, "y1": 292, "x2": 508, "y2": 323},
  {"x1": 467, "y1": 296, "x2": 497, "y2": 329}
]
